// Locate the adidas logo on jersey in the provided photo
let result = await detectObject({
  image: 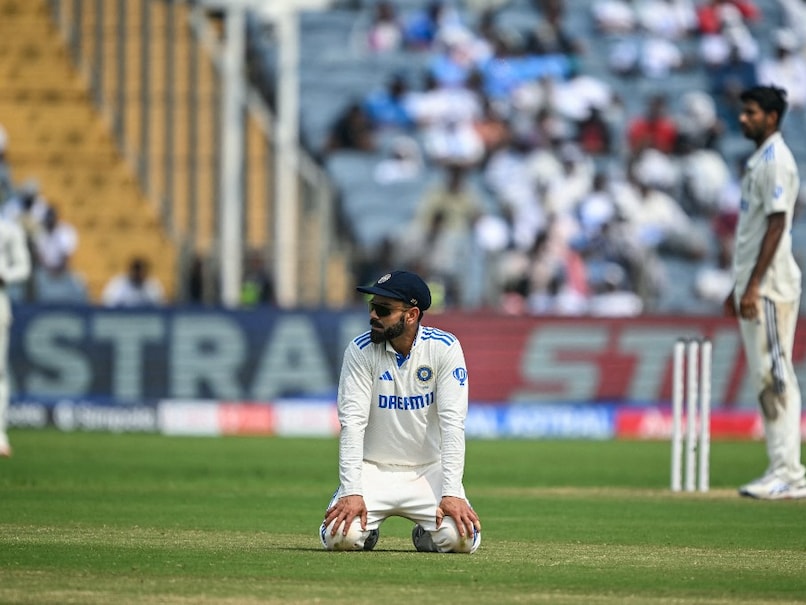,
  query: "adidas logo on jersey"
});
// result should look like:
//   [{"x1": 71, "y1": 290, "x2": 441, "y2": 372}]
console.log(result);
[{"x1": 379, "y1": 371, "x2": 393, "y2": 381}]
